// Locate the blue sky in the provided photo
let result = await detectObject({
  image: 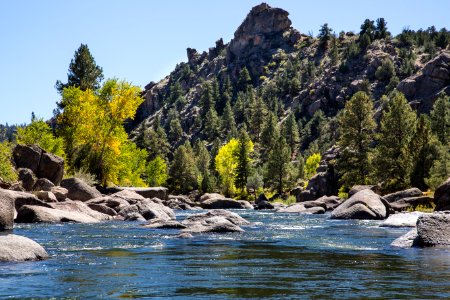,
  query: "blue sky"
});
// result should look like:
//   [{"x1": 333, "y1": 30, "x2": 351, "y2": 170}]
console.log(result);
[{"x1": 1, "y1": 0, "x2": 449, "y2": 125}]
